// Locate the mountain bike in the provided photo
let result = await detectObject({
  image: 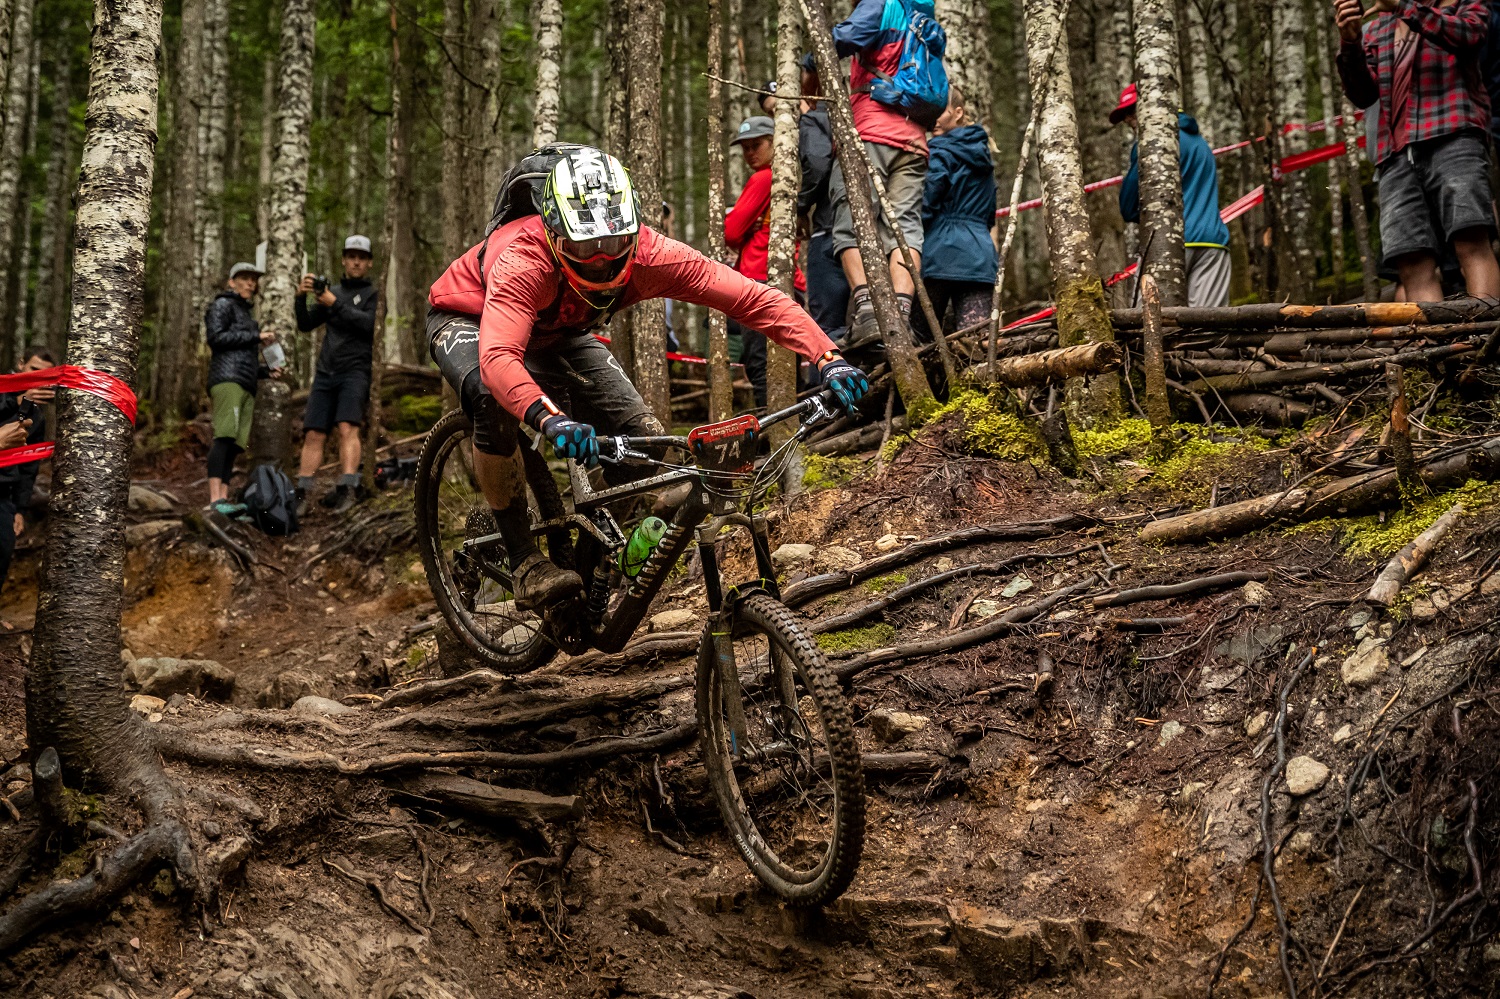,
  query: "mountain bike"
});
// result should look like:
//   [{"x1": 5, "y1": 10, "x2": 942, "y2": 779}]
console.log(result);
[{"x1": 413, "y1": 391, "x2": 866, "y2": 906}]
